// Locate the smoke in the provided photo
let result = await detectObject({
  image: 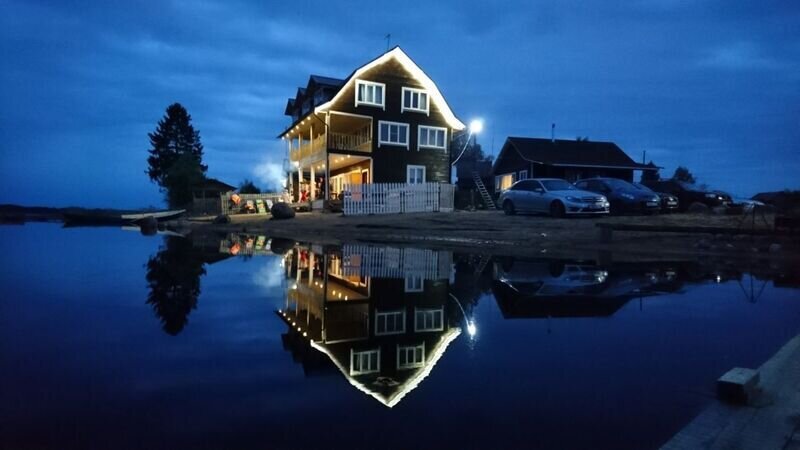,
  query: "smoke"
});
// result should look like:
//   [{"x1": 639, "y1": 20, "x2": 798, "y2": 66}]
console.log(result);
[
  {"x1": 252, "y1": 257, "x2": 285, "y2": 290},
  {"x1": 253, "y1": 159, "x2": 287, "y2": 192}
]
